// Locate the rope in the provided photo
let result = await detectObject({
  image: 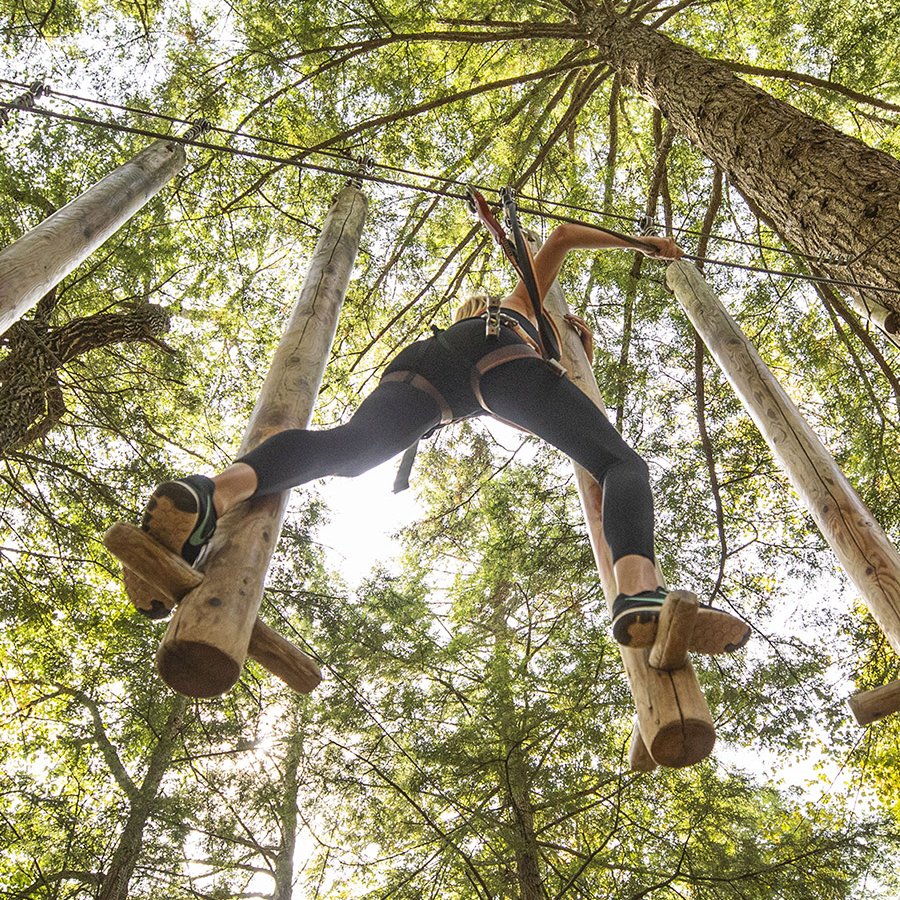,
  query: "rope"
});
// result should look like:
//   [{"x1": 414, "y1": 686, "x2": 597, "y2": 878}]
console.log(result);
[{"x1": 4, "y1": 86, "x2": 900, "y2": 298}]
